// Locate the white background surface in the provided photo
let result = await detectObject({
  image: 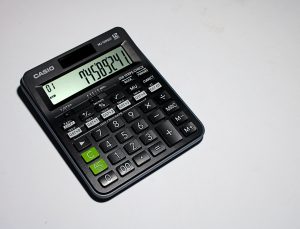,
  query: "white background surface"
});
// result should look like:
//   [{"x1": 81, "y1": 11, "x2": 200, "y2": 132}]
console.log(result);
[{"x1": 1, "y1": 0, "x2": 299, "y2": 228}]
